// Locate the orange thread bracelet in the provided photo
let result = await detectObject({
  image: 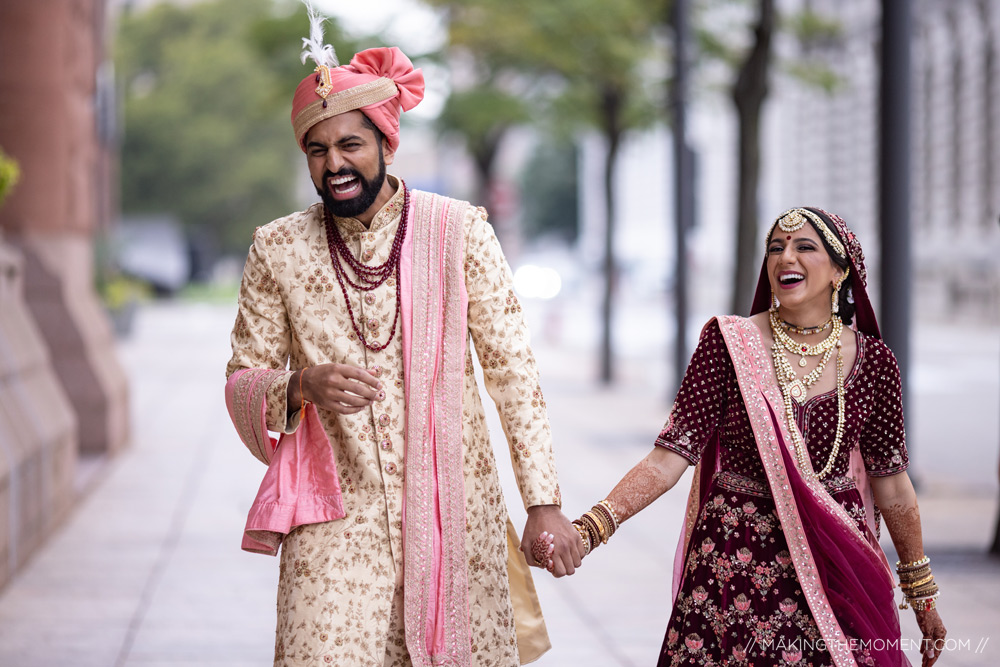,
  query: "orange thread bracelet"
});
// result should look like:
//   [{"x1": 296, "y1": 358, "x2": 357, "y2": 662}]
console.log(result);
[{"x1": 299, "y1": 366, "x2": 309, "y2": 413}]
